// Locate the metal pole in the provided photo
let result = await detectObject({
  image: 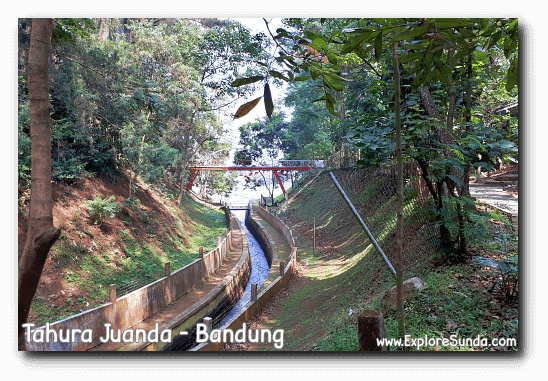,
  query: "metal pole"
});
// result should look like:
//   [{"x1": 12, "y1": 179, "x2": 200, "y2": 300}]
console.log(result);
[
  {"x1": 273, "y1": 170, "x2": 286, "y2": 197},
  {"x1": 329, "y1": 172, "x2": 396, "y2": 277},
  {"x1": 313, "y1": 216, "x2": 316, "y2": 257}
]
